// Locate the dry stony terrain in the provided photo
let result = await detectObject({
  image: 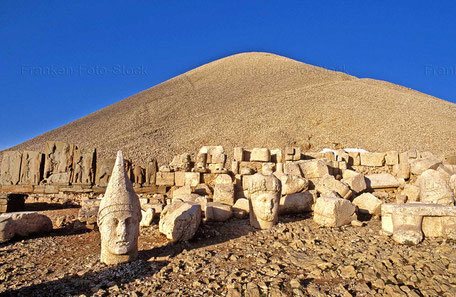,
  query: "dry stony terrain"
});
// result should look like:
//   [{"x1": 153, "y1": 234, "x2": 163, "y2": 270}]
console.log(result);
[
  {"x1": 1, "y1": 208, "x2": 456, "y2": 297},
  {"x1": 6, "y1": 52, "x2": 456, "y2": 165}
]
